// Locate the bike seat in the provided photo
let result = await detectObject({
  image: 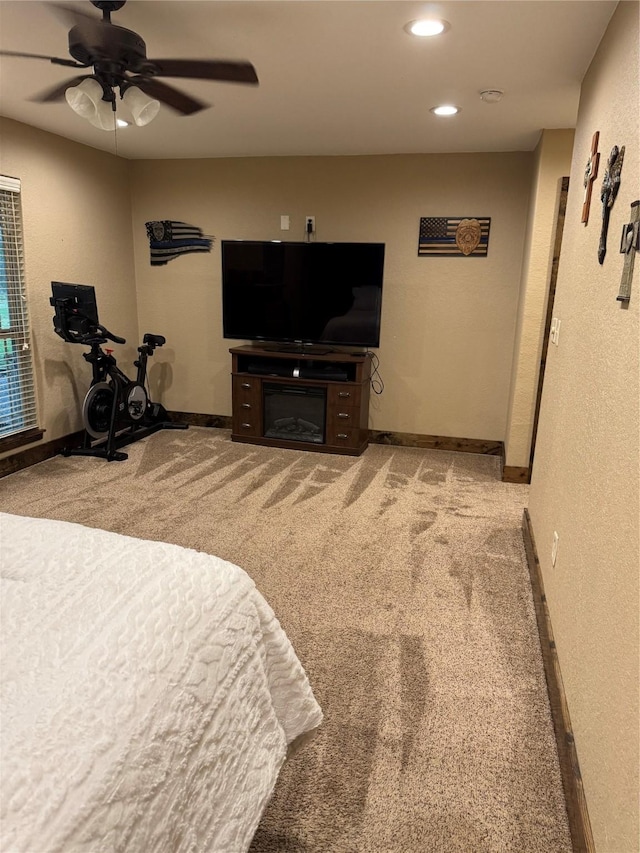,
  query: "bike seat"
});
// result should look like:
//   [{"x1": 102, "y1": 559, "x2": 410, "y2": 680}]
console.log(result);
[{"x1": 142, "y1": 333, "x2": 166, "y2": 348}]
